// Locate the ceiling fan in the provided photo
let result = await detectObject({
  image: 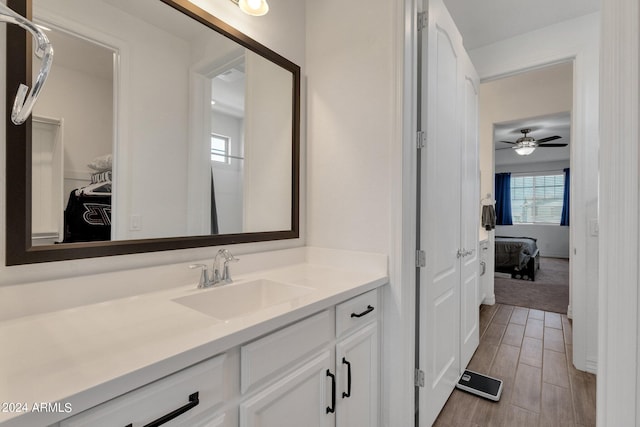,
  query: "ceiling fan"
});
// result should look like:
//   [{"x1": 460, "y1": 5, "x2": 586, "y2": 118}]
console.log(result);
[{"x1": 498, "y1": 128, "x2": 568, "y2": 156}]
